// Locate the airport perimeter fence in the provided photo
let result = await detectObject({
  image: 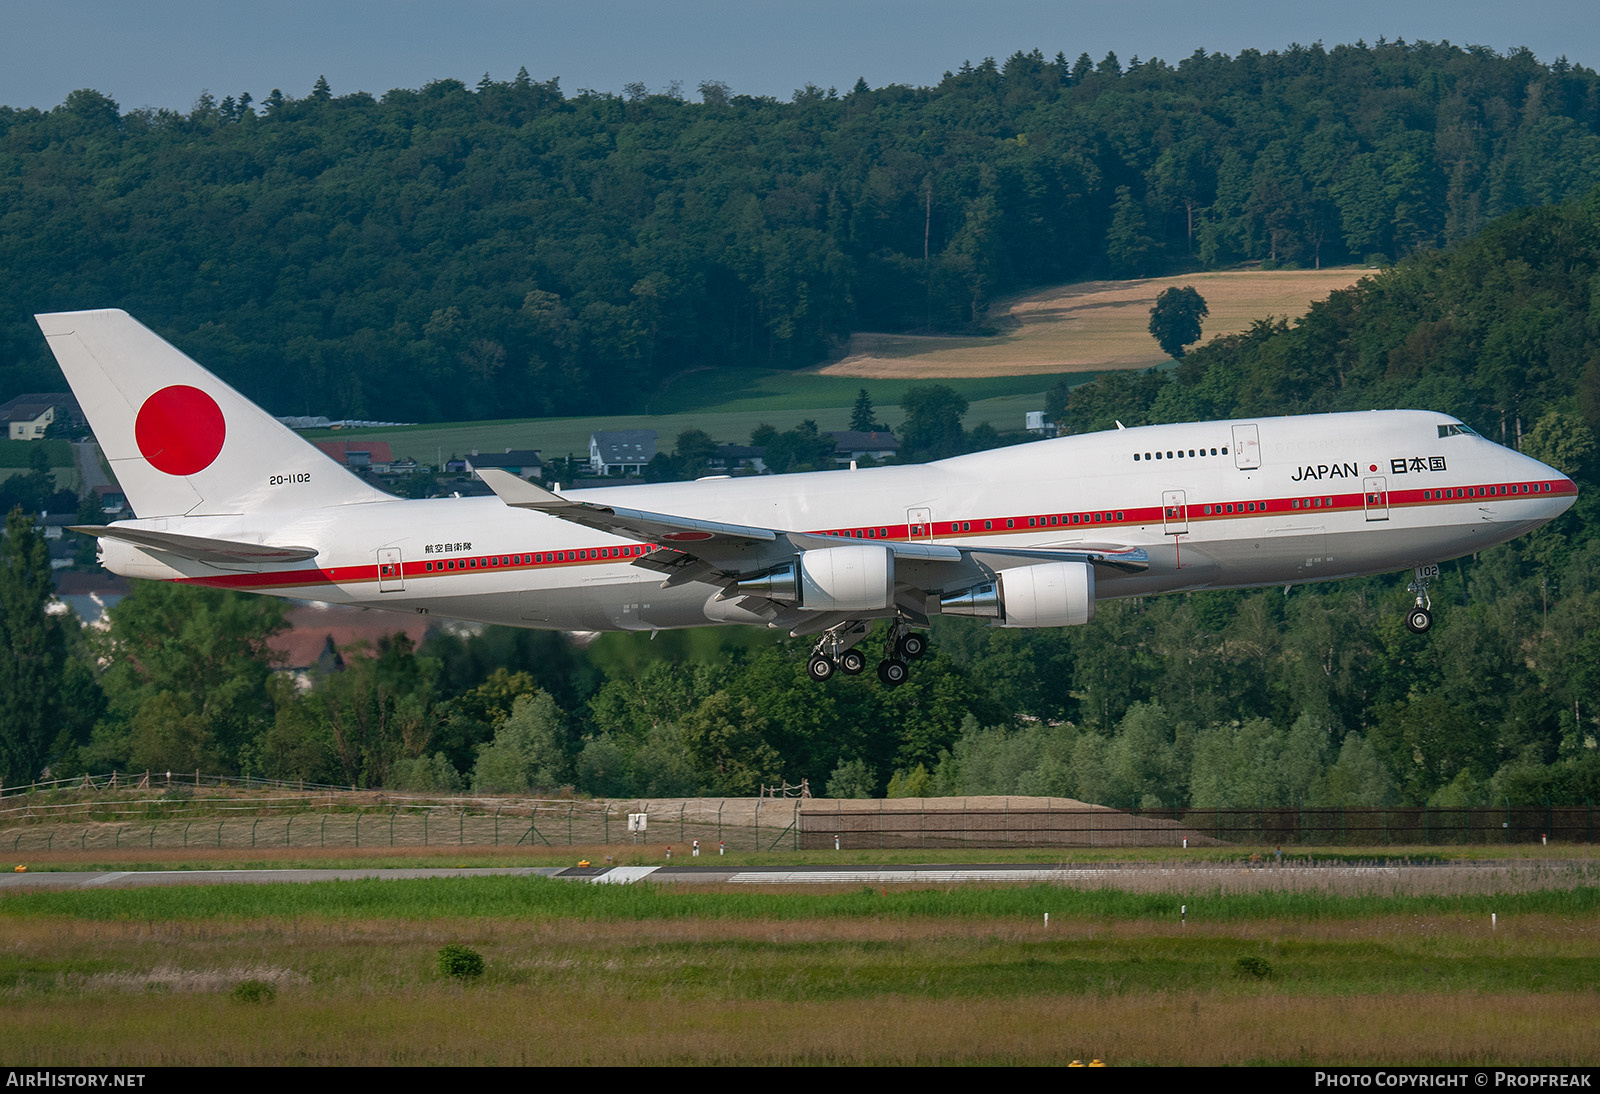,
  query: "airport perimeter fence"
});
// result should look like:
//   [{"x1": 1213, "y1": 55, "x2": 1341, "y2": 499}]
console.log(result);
[
  {"x1": 4, "y1": 775, "x2": 1594, "y2": 853},
  {"x1": 0, "y1": 778, "x2": 805, "y2": 854},
  {"x1": 799, "y1": 801, "x2": 1598, "y2": 849}
]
